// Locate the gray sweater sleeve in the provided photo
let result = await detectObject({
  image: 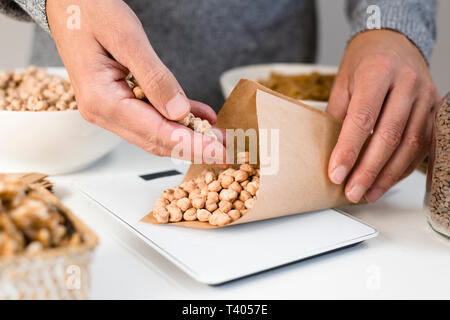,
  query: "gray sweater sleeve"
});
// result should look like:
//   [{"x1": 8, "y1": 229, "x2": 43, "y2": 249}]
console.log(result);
[
  {"x1": 0, "y1": 0, "x2": 49, "y2": 33},
  {"x1": 347, "y1": 0, "x2": 437, "y2": 63}
]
